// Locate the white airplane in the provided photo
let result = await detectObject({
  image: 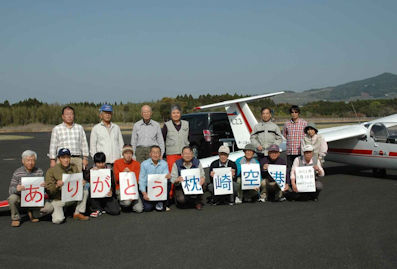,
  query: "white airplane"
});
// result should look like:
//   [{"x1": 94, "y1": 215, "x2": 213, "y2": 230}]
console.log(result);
[{"x1": 196, "y1": 92, "x2": 397, "y2": 177}]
